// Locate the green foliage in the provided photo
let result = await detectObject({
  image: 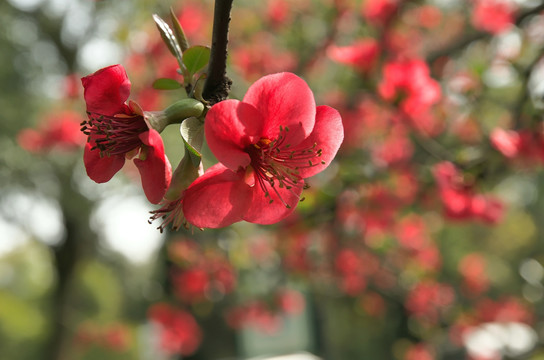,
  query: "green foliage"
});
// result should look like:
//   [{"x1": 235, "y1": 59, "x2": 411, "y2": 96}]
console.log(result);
[
  {"x1": 183, "y1": 45, "x2": 211, "y2": 75},
  {"x1": 152, "y1": 78, "x2": 182, "y2": 90}
]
